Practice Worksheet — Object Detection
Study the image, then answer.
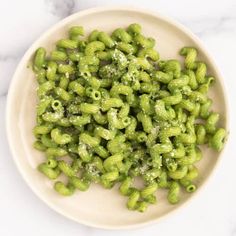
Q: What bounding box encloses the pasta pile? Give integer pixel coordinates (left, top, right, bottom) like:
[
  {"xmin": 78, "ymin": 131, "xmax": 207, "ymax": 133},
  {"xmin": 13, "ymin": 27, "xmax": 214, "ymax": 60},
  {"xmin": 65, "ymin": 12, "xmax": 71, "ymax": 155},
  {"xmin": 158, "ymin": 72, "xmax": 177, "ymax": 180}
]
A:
[{"xmin": 33, "ymin": 24, "xmax": 226, "ymax": 212}]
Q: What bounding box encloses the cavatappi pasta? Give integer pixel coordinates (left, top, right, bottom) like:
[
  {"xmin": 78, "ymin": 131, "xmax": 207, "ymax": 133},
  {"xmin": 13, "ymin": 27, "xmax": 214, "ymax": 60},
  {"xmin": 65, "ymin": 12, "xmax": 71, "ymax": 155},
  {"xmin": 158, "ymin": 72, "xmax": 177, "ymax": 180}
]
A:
[{"xmin": 32, "ymin": 23, "xmax": 227, "ymax": 212}]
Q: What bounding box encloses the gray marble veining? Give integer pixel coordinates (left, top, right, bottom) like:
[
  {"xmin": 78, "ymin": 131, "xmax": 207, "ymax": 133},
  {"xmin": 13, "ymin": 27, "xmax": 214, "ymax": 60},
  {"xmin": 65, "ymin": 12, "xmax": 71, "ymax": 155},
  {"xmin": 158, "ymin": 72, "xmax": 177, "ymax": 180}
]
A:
[{"xmin": 45, "ymin": 0, "xmax": 75, "ymax": 18}]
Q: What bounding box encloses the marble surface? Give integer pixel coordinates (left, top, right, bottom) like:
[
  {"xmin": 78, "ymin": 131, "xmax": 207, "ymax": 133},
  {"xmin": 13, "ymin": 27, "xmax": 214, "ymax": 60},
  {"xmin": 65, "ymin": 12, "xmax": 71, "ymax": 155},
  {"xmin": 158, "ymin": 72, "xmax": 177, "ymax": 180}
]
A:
[{"xmin": 1, "ymin": 0, "xmax": 236, "ymax": 235}]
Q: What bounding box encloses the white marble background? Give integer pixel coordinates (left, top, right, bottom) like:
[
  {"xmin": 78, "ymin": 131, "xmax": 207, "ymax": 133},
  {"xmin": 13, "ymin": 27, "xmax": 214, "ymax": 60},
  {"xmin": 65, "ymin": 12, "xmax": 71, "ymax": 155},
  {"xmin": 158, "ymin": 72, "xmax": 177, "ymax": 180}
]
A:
[{"xmin": 1, "ymin": 0, "xmax": 236, "ymax": 235}]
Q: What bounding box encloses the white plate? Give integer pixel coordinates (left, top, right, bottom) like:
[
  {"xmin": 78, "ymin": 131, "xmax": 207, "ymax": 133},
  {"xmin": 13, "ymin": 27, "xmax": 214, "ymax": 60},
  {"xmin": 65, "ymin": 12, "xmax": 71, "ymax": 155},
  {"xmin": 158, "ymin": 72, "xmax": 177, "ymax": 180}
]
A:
[{"xmin": 6, "ymin": 7, "xmax": 229, "ymax": 229}]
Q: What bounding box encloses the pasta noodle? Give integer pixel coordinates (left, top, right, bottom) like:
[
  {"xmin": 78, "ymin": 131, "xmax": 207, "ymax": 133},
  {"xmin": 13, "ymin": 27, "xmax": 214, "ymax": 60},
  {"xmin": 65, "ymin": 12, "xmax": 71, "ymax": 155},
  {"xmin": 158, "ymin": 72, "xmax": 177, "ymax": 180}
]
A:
[{"xmin": 32, "ymin": 23, "xmax": 227, "ymax": 212}]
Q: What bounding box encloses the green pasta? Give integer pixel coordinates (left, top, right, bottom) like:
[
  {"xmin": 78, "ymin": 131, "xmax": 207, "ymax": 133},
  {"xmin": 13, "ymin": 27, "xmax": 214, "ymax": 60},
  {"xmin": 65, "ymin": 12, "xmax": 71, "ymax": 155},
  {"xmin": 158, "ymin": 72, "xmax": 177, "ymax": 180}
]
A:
[{"xmin": 32, "ymin": 23, "xmax": 227, "ymax": 212}]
